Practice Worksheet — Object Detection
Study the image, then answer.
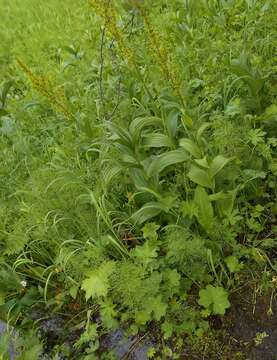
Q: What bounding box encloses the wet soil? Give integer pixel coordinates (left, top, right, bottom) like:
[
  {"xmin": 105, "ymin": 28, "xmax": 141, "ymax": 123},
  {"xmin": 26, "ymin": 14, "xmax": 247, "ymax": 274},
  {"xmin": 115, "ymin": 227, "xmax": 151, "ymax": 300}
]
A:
[
  {"xmin": 1, "ymin": 289, "xmax": 277, "ymax": 359},
  {"xmin": 225, "ymin": 289, "xmax": 277, "ymax": 360},
  {"xmin": 101, "ymin": 328, "xmax": 154, "ymax": 359}
]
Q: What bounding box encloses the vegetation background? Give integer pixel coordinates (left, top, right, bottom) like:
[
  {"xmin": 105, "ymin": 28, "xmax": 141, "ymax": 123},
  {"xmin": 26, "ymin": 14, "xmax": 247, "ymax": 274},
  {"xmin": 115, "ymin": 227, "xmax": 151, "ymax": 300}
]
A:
[{"xmin": 0, "ymin": 0, "xmax": 276, "ymax": 359}]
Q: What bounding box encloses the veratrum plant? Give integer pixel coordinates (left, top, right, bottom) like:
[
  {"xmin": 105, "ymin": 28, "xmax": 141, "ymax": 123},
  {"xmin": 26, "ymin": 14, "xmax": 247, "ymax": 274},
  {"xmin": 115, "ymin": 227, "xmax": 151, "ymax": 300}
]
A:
[
  {"xmin": 230, "ymin": 52, "xmax": 265, "ymax": 113},
  {"xmin": 0, "ymin": 0, "xmax": 276, "ymax": 357},
  {"xmin": 103, "ymin": 113, "xmax": 189, "ymax": 224}
]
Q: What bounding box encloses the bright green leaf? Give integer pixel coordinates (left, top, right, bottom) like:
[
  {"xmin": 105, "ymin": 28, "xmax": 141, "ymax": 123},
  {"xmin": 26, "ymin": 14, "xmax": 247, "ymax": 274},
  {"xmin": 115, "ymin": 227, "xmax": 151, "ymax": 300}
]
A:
[
  {"xmin": 194, "ymin": 157, "xmax": 209, "ymax": 169},
  {"xmin": 209, "ymin": 155, "xmax": 232, "ymax": 178},
  {"xmin": 194, "ymin": 186, "xmax": 214, "ymax": 231},
  {"xmin": 188, "ymin": 166, "xmax": 214, "ymax": 189},
  {"xmin": 81, "ymin": 262, "xmax": 115, "ymax": 300},
  {"xmin": 179, "ymin": 138, "xmax": 202, "ymax": 158},
  {"xmin": 198, "ymin": 285, "xmax": 230, "ymax": 315}
]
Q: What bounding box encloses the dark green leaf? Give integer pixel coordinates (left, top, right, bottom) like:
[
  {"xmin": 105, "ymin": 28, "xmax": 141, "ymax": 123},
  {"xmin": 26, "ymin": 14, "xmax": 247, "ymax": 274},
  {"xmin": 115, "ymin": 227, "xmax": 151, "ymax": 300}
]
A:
[{"xmin": 147, "ymin": 149, "xmax": 188, "ymax": 178}]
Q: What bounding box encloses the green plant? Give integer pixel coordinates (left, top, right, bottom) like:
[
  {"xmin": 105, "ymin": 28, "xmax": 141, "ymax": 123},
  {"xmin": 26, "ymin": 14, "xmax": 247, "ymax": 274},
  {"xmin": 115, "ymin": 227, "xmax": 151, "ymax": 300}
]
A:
[
  {"xmin": 0, "ymin": 0, "xmax": 276, "ymax": 358},
  {"xmin": 198, "ymin": 285, "xmax": 230, "ymax": 316}
]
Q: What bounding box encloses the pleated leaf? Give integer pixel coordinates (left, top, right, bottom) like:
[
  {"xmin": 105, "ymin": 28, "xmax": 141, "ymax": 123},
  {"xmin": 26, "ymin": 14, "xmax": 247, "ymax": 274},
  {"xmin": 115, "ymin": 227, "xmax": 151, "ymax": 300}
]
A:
[
  {"xmin": 188, "ymin": 165, "xmax": 214, "ymax": 189},
  {"xmin": 179, "ymin": 138, "xmax": 202, "ymax": 158},
  {"xmin": 143, "ymin": 133, "xmax": 173, "ymax": 148},
  {"xmin": 147, "ymin": 149, "xmax": 188, "ymax": 178},
  {"xmin": 131, "ymin": 202, "xmax": 165, "ymax": 224},
  {"xmin": 210, "ymin": 155, "xmax": 232, "ymax": 177}
]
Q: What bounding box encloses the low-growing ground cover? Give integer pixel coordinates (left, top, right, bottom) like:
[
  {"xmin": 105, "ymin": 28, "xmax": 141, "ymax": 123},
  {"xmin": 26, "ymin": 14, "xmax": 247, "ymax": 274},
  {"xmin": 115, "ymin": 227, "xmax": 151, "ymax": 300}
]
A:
[{"xmin": 0, "ymin": 0, "xmax": 276, "ymax": 358}]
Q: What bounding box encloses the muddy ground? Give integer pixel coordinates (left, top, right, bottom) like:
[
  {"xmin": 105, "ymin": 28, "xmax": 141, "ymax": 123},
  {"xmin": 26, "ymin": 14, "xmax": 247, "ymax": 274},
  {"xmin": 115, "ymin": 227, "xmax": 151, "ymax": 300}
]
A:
[
  {"xmin": 225, "ymin": 289, "xmax": 277, "ymax": 360},
  {"xmin": 1, "ymin": 289, "xmax": 277, "ymax": 359}
]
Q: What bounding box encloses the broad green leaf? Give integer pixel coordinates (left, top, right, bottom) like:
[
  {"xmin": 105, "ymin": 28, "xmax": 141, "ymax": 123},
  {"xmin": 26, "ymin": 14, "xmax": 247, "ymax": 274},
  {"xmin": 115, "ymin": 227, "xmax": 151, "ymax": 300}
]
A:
[
  {"xmin": 166, "ymin": 108, "xmax": 179, "ymax": 137},
  {"xmin": 108, "ymin": 123, "xmax": 132, "ymax": 146},
  {"xmin": 216, "ymin": 188, "xmax": 238, "ymax": 216},
  {"xmin": 194, "ymin": 186, "xmax": 214, "ymax": 231},
  {"xmin": 147, "ymin": 149, "xmax": 188, "ymax": 178},
  {"xmin": 129, "ymin": 116, "xmax": 163, "ymax": 142},
  {"xmin": 81, "ymin": 261, "xmax": 115, "ymax": 300},
  {"xmin": 196, "ymin": 122, "xmax": 211, "ymax": 143},
  {"xmin": 132, "ymin": 187, "xmax": 161, "ymax": 200},
  {"xmin": 179, "ymin": 138, "xmax": 202, "ymax": 158},
  {"xmin": 131, "ymin": 202, "xmax": 164, "ymax": 224},
  {"xmin": 188, "ymin": 166, "xmax": 214, "ymax": 189},
  {"xmin": 209, "ymin": 191, "xmax": 229, "ymax": 201},
  {"xmin": 144, "ymin": 295, "xmax": 167, "ymax": 321},
  {"xmin": 121, "ymin": 153, "xmax": 138, "ymax": 165},
  {"xmin": 129, "ymin": 168, "xmax": 150, "ymax": 189},
  {"xmin": 194, "ymin": 157, "xmax": 209, "ymax": 169},
  {"xmin": 114, "ymin": 143, "xmax": 135, "ymax": 158},
  {"xmin": 230, "ymin": 53, "xmax": 264, "ymax": 95},
  {"xmin": 143, "ymin": 133, "xmax": 173, "ymax": 148},
  {"xmin": 190, "ymin": 78, "xmax": 205, "ymax": 89},
  {"xmin": 209, "ymin": 155, "xmax": 232, "ymax": 177},
  {"xmin": 198, "ymin": 285, "xmax": 230, "ymax": 315},
  {"xmin": 102, "ymin": 164, "xmax": 121, "ymax": 188}
]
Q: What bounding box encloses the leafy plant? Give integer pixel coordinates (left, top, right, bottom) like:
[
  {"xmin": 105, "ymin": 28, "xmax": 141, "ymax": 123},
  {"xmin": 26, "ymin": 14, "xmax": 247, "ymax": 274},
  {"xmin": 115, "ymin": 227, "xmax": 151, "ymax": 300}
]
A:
[
  {"xmin": 0, "ymin": 0, "xmax": 276, "ymax": 358},
  {"xmin": 198, "ymin": 285, "xmax": 230, "ymax": 315}
]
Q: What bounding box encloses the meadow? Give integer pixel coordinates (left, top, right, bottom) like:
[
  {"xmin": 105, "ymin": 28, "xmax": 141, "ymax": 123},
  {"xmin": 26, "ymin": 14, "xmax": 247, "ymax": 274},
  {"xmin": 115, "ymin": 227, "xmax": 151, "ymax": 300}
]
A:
[{"xmin": 0, "ymin": 0, "xmax": 276, "ymax": 359}]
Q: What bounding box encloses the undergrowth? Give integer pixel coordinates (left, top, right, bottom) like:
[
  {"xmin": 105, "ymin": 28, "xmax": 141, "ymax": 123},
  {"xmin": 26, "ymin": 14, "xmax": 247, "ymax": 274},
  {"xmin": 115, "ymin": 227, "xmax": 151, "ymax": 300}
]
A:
[{"xmin": 0, "ymin": 0, "xmax": 276, "ymax": 359}]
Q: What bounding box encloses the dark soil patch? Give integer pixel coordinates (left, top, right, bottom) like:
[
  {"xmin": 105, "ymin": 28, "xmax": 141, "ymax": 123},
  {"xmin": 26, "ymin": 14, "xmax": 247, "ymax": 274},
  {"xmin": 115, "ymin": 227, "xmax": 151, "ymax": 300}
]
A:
[
  {"xmin": 225, "ymin": 288, "xmax": 277, "ymax": 360},
  {"xmin": 3, "ymin": 288, "xmax": 277, "ymax": 360}
]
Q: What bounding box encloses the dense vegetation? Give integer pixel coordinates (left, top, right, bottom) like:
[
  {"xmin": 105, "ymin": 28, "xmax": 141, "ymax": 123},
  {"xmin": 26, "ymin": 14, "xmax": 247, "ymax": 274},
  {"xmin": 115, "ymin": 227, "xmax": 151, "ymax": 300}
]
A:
[{"xmin": 0, "ymin": 0, "xmax": 276, "ymax": 358}]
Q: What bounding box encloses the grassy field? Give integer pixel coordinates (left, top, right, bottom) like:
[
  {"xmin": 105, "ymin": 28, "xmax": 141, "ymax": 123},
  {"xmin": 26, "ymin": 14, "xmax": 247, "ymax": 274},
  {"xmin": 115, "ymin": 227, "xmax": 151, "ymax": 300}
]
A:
[{"xmin": 0, "ymin": 0, "xmax": 276, "ymax": 359}]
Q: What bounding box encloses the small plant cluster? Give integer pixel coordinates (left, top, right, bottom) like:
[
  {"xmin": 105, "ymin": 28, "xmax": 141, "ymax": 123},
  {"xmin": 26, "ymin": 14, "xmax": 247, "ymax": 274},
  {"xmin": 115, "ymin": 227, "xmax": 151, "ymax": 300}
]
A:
[{"xmin": 0, "ymin": 0, "xmax": 276, "ymax": 358}]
